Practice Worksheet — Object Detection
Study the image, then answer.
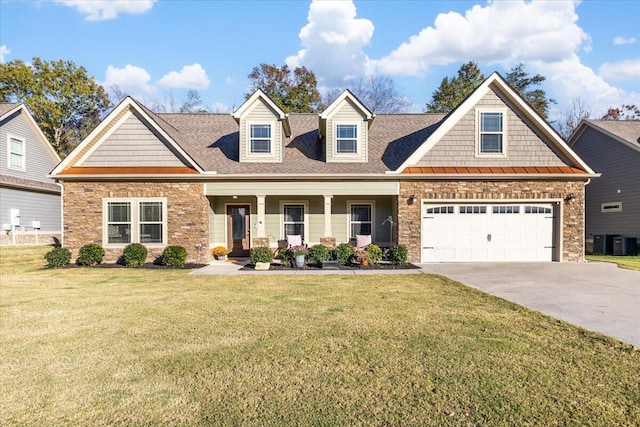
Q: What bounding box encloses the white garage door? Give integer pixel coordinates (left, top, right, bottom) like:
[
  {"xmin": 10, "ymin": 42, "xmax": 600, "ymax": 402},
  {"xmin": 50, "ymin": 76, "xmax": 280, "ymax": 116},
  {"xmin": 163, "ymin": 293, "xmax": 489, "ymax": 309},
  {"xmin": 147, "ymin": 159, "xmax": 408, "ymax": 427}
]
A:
[{"xmin": 421, "ymin": 203, "xmax": 555, "ymax": 262}]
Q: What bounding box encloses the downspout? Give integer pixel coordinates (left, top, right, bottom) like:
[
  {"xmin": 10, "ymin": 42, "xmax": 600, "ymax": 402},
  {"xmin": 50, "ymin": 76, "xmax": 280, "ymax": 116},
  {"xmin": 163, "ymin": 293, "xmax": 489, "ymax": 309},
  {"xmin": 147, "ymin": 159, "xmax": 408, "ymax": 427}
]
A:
[{"xmin": 582, "ymin": 178, "xmax": 591, "ymax": 262}]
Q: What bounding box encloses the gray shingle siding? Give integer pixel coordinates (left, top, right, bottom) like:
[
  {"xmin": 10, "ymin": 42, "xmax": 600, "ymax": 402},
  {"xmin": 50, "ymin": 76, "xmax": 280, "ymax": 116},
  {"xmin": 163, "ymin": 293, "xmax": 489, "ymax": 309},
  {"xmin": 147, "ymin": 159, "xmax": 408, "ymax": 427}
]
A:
[
  {"xmin": 81, "ymin": 113, "xmax": 185, "ymax": 167},
  {"xmin": 418, "ymin": 90, "xmax": 569, "ymax": 167},
  {"xmin": 572, "ymin": 126, "xmax": 640, "ymax": 238}
]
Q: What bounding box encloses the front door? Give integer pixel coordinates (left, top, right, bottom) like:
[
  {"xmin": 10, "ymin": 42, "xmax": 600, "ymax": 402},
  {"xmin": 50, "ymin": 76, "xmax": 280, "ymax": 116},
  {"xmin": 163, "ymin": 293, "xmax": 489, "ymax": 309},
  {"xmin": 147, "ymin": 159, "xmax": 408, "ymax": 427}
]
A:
[{"xmin": 227, "ymin": 205, "xmax": 250, "ymax": 257}]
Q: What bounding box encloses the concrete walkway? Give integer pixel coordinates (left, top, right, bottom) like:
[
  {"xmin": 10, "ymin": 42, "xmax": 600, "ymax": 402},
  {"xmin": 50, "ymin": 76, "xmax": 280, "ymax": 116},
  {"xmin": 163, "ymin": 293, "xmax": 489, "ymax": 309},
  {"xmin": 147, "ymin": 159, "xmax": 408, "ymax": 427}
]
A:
[
  {"xmin": 191, "ymin": 260, "xmax": 640, "ymax": 346},
  {"xmin": 190, "ymin": 260, "xmax": 426, "ymax": 275},
  {"xmin": 421, "ymin": 261, "xmax": 640, "ymax": 347}
]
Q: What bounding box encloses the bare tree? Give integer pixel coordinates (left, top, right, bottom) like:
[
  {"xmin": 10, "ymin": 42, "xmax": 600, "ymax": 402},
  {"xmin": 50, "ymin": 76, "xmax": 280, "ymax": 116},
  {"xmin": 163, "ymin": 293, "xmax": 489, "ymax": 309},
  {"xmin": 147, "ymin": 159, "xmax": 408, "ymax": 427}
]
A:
[
  {"xmin": 322, "ymin": 75, "xmax": 410, "ymax": 113},
  {"xmin": 555, "ymin": 96, "xmax": 591, "ymax": 140}
]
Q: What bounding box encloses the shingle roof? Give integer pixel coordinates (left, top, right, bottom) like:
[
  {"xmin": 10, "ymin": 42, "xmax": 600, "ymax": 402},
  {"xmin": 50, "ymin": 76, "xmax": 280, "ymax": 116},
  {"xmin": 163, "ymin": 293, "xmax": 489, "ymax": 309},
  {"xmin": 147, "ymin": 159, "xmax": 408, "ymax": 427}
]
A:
[
  {"xmin": 0, "ymin": 175, "xmax": 61, "ymax": 194},
  {"xmin": 0, "ymin": 102, "xmax": 22, "ymax": 118},
  {"xmin": 585, "ymin": 119, "xmax": 640, "ymax": 148},
  {"xmin": 157, "ymin": 113, "xmax": 445, "ymax": 175}
]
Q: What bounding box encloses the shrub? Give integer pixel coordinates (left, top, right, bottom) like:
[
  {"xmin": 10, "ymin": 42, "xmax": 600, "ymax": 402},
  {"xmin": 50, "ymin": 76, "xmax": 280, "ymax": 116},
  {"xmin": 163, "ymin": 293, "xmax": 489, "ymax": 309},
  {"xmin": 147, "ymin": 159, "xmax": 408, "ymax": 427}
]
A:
[
  {"xmin": 162, "ymin": 245, "xmax": 188, "ymax": 268},
  {"xmin": 336, "ymin": 243, "xmax": 355, "ymax": 266},
  {"xmin": 250, "ymin": 246, "xmax": 273, "ymax": 264},
  {"xmin": 44, "ymin": 246, "xmax": 71, "ymax": 268},
  {"xmin": 123, "ymin": 243, "xmax": 147, "ymax": 267},
  {"xmin": 278, "ymin": 248, "xmax": 293, "ymax": 267},
  {"xmin": 365, "ymin": 244, "xmax": 383, "ymax": 264},
  {"xmin": 390, "ymin": 244, "xmax": 408, "ymax": 265},
  {"xmin": 308, "ymin": 244, "xmax": 330, "ymax": 264},
  {"xmin": 77, "ymin": 243, "xmax": 105, "ymax": 266}
]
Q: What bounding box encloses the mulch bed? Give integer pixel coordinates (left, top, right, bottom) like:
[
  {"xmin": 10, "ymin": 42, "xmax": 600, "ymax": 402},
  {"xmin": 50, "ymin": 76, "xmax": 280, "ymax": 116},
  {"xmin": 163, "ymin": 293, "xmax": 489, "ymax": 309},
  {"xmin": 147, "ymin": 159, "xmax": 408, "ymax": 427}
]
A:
[
  {"xmin": 240, "ymin": 262, "xmax": 419, "ymax": 271},
  {"xmin": 53, "ymin": 262, "xmax": 208, "ymax": 270}
]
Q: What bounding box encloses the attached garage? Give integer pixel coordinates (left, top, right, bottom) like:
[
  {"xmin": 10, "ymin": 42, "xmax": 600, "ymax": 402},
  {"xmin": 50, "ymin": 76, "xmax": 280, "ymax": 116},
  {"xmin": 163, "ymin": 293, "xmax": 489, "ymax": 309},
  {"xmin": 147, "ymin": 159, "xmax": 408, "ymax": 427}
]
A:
[{"xmin": 421, "ymin": 202, "xmax": 558, "ymax": 262}]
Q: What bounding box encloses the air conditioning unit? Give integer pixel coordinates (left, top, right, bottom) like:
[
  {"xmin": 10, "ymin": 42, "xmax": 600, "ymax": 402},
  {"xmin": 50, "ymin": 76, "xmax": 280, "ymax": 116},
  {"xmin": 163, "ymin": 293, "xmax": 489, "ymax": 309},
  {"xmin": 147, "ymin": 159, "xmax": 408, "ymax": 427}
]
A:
[{"xmin": 613, "ymin": 237, "xmax": 638, "ymax": 256}]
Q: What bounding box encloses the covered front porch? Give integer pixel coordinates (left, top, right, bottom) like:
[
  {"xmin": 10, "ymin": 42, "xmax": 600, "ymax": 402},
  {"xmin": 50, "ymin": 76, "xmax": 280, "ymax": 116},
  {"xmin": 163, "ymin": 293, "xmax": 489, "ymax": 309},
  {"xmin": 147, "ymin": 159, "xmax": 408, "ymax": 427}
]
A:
[{"xmin": 205, "ymin": 180, "xmax": 399, "ymax": 257}]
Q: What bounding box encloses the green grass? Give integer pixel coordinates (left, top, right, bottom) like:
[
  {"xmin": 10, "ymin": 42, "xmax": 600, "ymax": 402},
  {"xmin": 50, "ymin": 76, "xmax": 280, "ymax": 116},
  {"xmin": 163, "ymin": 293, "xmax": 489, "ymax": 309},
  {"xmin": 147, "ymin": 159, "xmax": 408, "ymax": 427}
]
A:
[
  {"xmin": 1, "ymin": 246, "xmax": 639, "ymax": 426},
  {"xmin": 587, "ymin": 254, "xmax": 640, "ymax": 271}
]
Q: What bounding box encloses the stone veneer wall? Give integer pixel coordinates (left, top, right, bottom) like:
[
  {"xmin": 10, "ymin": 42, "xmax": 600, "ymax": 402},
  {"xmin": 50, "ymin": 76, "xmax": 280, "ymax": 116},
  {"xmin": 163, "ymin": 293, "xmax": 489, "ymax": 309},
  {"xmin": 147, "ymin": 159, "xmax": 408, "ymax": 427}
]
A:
[
  {"xmin": 63, "ymin": 182, "xmax": 209, "ymax": 263},
  {"xmin": 0, "ymin": 232, "xmax": 61, "ymax": 246},
  {"xmin": 398, "ymin": 180, "xmax": 586, "ymax": 263}
]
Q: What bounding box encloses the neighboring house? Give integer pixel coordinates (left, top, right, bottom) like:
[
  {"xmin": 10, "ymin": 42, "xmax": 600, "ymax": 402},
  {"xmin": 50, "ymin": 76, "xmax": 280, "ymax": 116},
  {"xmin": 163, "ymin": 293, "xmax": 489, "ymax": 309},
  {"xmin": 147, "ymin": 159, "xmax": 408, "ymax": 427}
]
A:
[
  {"xmin": 50, "ymin": 73, "xmax": 596, "ymax": 263},
  {"xmin": 568, "ymin": 119, "xmax": 640, "ymax": 252},
  {"xmin": 0, "ymin": 103, "xmax": 62, "ymax": 245}
]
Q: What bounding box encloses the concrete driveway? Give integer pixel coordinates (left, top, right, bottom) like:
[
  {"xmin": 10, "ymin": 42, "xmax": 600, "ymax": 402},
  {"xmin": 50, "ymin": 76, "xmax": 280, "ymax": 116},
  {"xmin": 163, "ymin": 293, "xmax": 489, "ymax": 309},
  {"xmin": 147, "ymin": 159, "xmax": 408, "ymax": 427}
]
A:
[{"xmin": 420, "ymin": 261, "xmax": 640, "ymax": 347}]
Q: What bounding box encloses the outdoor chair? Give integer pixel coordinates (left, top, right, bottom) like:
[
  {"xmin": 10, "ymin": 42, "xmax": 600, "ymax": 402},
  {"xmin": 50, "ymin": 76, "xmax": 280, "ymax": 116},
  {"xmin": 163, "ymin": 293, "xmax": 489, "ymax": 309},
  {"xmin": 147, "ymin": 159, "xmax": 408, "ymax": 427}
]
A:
[{"xmin": 355, "ymin": 234, "xmax": 372, "ymax": 250}]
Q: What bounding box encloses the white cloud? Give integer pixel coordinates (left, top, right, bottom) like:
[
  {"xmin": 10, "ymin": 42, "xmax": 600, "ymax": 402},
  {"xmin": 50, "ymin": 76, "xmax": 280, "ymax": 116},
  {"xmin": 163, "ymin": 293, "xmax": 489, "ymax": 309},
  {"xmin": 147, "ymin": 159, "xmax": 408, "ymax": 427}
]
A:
[
  {"xmin": 158, "ymin": 63, "xmax": 210, "ymax": 89},
  {"xmin": 53, "ymin": 0, "xmax": 156, "ymax": 21},
  {"xmin": 613, "ymin": 36, "xmax": 636, "ymax": 45},
  {"xmin": 286, "ymin": 0, "xmax": 375, "ymax": 84},
  {"xmin": 599, "ymin": 59, "xmax": 640, "ymax": 81},
  {"xmin": 375, "ymin": 1, "xmax": 588, "ymax": 75},
  {"xmin": 102, "ymin": 64, "xmax": 154, "ymax": 98},
  {"xmin": 0, "ymin": 45, "xmax": 9, "ymax": 63}
]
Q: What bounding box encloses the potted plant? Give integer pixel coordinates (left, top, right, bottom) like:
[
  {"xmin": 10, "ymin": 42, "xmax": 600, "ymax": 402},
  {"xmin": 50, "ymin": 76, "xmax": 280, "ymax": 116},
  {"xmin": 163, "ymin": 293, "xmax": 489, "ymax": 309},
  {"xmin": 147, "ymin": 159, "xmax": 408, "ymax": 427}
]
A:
[
  {"xmin": 291, "ymin": 245, "xmax": 308, "ymax": 268},
  {"xmin": 212, "ymin": 246, "xmax": 229, "ymax": 261},
  {"xmin": 250, "ymin": 246, "xmax": 273, "ymax": 270},
  {"xmin": 355, "ymin": 248, "xmax": 370, "ymax": 267}
]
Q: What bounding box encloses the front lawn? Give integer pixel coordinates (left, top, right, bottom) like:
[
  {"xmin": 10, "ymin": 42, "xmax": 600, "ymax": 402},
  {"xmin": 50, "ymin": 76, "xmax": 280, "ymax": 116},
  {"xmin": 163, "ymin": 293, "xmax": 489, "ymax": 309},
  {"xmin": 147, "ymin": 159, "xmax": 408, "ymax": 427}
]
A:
[
  {"xmin": 587, "ymin": 254, "xmax": 640, "ymax": 271},
  {"xmin": 1, "ymin": 246, "xmax": 639, "ymax": 426}
]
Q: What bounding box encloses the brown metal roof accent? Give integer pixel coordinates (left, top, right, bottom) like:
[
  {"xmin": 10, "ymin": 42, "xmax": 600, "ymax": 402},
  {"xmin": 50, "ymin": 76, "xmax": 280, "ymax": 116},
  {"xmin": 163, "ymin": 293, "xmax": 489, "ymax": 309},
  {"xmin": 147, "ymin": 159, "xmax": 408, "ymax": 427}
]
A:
[
  {"xmin": 401, "ymin": 166, "xmax": 587, "ymax": 174},
  {"xmin": 59, "ymin": 166, "xmax": 199, "ymax": 175}
]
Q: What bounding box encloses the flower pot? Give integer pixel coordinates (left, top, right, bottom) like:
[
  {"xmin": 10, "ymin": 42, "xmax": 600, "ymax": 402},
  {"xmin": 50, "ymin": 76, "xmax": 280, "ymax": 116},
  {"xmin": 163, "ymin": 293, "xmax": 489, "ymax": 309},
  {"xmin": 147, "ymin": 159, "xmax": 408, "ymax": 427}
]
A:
[
  {"xmin": 215, "ymin": 254, "xmax": 227, "ymax": 261},
  {"xmin": 361, "ymin": 259, "xmax": 369, "ymax": 267},
  {"xmin": 295, "ymin": 255, "xmax": 305, "ymax": 268},
  {"xmin": 255, "ymin": 261, "xmax": 270, "ymax": 270}
]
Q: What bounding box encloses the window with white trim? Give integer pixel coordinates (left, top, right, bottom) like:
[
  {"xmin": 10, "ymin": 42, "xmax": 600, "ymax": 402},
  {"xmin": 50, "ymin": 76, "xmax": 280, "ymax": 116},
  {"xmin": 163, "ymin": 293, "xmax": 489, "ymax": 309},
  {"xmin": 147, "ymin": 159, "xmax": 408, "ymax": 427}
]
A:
[
  {"xmin": 283, "ymin": 203, "xmax": 305, "ymax": 241},
  {"xmin": 104, "ymin": 198, "xmax": 167, "ymax": 246},
  {"xmin": 479, "ymin": 111, "xmax": 504, "ymax": 154},
  {"xmin": 8, "ymin": 136, "xmax": 25, "ymax": 170},
  {"xmin": 336, "ymin": 124, "xmax": 358, "ymax": 153},
  {"xmin": 250, "ymin": 124, "xmax": 272, "ymax": 154},
  {"xmin": 349, "ymin": 203, "xmax": 372, "ymax": 238},
  {"xmin": 601, "ymin": 202, "xmax": 622, "ymax": 213},
  {"xmin": 459, "ymin": 206, "xmax": 487, "ymax": 214}
]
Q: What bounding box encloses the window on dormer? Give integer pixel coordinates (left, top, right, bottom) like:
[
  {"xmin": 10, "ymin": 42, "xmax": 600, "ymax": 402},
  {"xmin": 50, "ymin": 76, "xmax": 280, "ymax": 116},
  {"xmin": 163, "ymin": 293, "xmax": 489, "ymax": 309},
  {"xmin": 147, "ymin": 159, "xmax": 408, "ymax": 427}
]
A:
[
  {"xmin": 336, "ymin": 124, "xmax": 358, "ymax": 153},
  {"xmin": 250, "ymin": 124, "xmax": 271, "ymax": 154}
]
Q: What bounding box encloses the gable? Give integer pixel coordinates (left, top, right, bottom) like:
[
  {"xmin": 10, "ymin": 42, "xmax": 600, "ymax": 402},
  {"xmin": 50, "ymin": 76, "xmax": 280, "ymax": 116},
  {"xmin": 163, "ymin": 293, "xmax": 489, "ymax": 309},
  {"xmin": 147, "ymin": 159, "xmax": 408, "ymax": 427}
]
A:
[
  {"xmin": 416, "ymin": 89, "xmax": 569, "ymax": 167},
  {"xmin": 393, "ymin": 72, "xmax": 595, "ymax": 176},
  {"xmin": 0, "ymin": 106, "xmax": 60, "ymax": 184},
  {"xmin": 51, "ymin": 97, "xmax": 202, "ymax": 177},
  {"xmin": 78, "ymin": 111, "xmax": 185, "ymax": 167}
]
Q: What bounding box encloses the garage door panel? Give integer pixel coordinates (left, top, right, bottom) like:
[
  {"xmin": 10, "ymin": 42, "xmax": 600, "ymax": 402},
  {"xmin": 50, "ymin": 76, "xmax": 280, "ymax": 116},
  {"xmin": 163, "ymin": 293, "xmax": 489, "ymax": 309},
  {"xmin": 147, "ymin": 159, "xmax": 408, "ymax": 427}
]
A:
[{"xmin": 422, "ymin": 203, "xmax": 555, "ymax": 262}]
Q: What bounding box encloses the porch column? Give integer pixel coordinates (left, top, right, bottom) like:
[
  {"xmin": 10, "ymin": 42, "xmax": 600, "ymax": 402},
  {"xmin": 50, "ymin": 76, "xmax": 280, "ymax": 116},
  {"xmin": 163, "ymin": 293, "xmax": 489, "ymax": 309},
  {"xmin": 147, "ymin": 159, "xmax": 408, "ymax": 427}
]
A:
[
  {"xmin": 256, "ymin": 195, "xmax": 266, "ymax": 237},
  {"xmin": 323, "ymin": 195, "xmax": 333, "ymax": 236}
]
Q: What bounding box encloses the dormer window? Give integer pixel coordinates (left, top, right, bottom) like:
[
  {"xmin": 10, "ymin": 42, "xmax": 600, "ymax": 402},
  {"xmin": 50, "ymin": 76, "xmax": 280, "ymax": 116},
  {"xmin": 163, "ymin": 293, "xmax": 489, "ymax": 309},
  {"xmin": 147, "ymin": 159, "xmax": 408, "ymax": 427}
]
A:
[
  {"xmin": 336, "ymin": 124, "xmax": 358, "ymax": 154},
  {"xmin": 250, "ymin": 124, "xmax": 272, "ymax": 154},
  {"xmin": 477, "ymin": 109, "xmax": 507, "ymax": 156}
]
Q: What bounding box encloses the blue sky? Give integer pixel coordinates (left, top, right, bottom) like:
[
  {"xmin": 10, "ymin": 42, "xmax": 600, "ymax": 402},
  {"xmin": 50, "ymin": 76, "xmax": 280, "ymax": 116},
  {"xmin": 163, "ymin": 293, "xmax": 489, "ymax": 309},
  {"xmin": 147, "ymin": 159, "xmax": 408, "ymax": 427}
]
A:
[{"xmin": 1, "ymin": 0, "xmax": 638, "ymax": 120}]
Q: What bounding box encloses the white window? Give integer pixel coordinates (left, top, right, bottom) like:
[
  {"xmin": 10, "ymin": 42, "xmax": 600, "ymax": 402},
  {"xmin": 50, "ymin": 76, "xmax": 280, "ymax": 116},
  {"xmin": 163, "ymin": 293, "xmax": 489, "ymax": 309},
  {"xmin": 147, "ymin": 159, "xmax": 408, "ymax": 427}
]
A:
[
  {"xmin": 336, "ymin": 124, "xmax": 358, "ymax": 153},
  {"xmin": 601, "ymin": 202, "xmax": 622, "ymax": 213},
  {"xmin": 281, "ymin": 201, "xmax": 308, "ymax": 241},
  {"xmin": 477, "ymin": 111, "xmax": 506, "ymax": 155},
  {"xmin": 250, "ymin": 124, "xmax": 271, "ymax": 154},
  {"xmin": 349, "ymin": 202, "xmax": 373, "ymax": 239},
  {"xmin": 525, "ymin": 206, "xmax": 552, "ymax": 214},
  {"xmin": 8, "ymin": 135, "xmax": 25, "ymax": 170},
  {"xmin": 104, "ymin": 198, "xmax": 167, "ymax": 246}
]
